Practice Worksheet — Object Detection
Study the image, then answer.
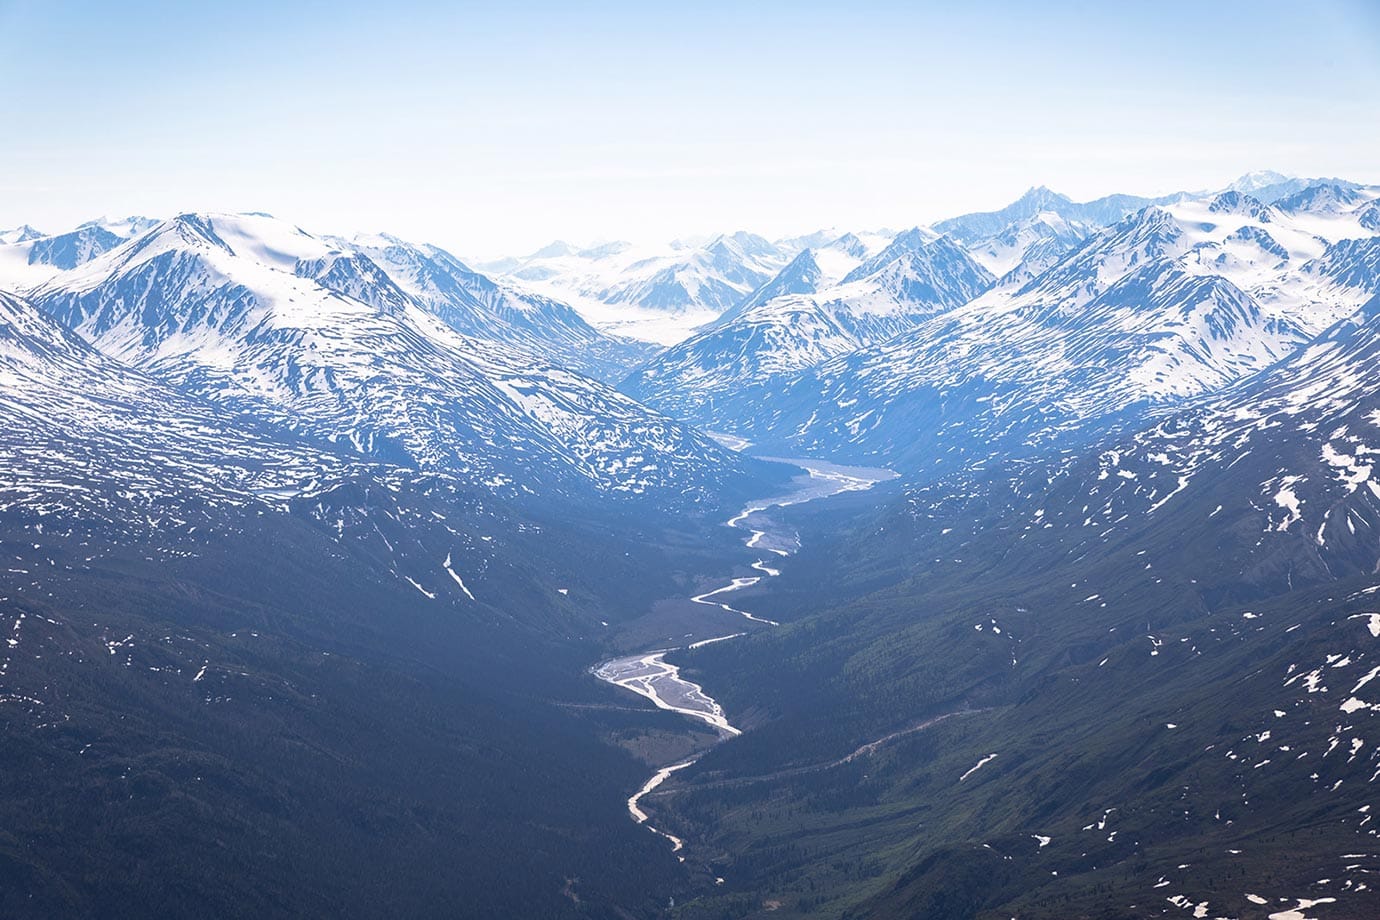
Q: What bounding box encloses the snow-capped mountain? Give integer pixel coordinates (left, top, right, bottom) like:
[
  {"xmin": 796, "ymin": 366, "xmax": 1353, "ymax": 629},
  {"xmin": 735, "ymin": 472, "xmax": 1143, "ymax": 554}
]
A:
[
  {"xmin": 771, "ymin": 227, "xmax": 896, "ymax": 259},
  {"xmin": 80, "ymin": 215, "xmax": 161, "ymax": 238},
  {"xmin": 737, "ymin": 290, "xmax": 1380, "ymax": 920},
  {"xmin": 23, "ymin": 212, "xmax": 767, "ymax": 504},
  {"xmin": 0, "ymin": 225, "xmax": 46, "ymax": 245},
  {"xmin": 1017, "ymin": 291, "xmax": 1380, "ymax": 580},
  {"xmin": 335, "ymin": 232, "xmax": 655, "ymax": 382},
  {"xmin": 965, "ymin": 210, "xmax": 1094, "ymax": 279},
  {"xmin": 492, "ymin": 231, "xmax": 792, "ymax": 344},
  {"xmin": 0, "ymin": 216, "xmax": 184, "ymax": 290},
  {"xmin": 1, "ymin": 217, "xmax": 651, "ymax": 383},
  {"xmin": 932, "ymin": 185, "xmax": 1173, "ymax": 244},
  {"xmin": 621, "ymin": 228, "xmax": 993, "ymax": 424},
  {"xmin": 0, "ymin": 288, "xmax": 357, "ymax": 528},
  {"xmin": 1229, "ymin": 169, "xmax": 1296, "ymax": 194},
  {"xmin": 1225, "ymin": 169, "xmax": 1361, "ymax": 204},
  {"xmin": 670, "ymin": 182, "xmax": 1380, "ymax": 473},
  {"xmin": 25, "ymin": 224, "xmax": 126, "ymax": 270}
]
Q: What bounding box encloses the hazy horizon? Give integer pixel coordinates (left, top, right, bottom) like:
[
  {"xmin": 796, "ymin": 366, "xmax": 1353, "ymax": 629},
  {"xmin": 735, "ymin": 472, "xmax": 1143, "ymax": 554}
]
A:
[{"xmin": 3, "ymin": 0, "xmax": 1378, "ymax": 257}]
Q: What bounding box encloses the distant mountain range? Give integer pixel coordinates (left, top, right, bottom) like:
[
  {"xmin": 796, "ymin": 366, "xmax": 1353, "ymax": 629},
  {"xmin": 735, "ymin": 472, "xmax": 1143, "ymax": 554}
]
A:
[
  {"xmin": 621, "ymin": 227, "xmax": 994, "ymax": 421},
  {"xmin": 476, "ymin": 230, "xmax": 798, "ymax": 344},
  {"xmin": 655, "ymin": 290, "xmax": 1380, "ymax": 920},
  {"xmin": 0, "ymin": 212, "xmax": 779, "ymax": 512},
  {"xmin": 6, "ymin": 169, "xmax": 1380, "ymax": 919},
  {"xmin": 608, "ymin": 177, "xmax": 1380, "ymax": 484}
]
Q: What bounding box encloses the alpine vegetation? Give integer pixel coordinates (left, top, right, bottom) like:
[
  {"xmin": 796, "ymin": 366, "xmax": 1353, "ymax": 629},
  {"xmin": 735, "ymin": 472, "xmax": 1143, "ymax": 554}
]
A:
[{"xmin": 4, "ymin": 3, "xmax": 1380, "ymax": 918}]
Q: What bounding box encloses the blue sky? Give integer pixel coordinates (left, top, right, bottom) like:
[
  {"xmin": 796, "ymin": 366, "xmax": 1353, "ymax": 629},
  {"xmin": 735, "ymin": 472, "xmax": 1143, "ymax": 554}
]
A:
[{"xmin": 2, "ymin": 0, "xmax": 1378, "ymax": 255}]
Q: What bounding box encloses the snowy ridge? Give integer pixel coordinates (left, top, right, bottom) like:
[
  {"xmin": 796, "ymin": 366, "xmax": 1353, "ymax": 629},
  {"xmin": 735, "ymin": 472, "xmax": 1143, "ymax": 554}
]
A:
[
  {"xmin": 0, "ymin": 289, "xmax": 358, "ymax": 528},
  {"xmin": 1018, "ymin": 293, "xmax": 1380, "ymax": 570},
  {"xmin": 965, "ymin": 209, "xmax": 1094, "ymax": 278},
  {"xmin": 932, "ymin": 184, "xmax": 1172, "ymax": 244},
  {"xmin": 24, "ymin": 213, "xmax": 759, "ymax": 504},
  {"xmin": 492, "ymin": 231, "xmax": 793, "ymax": 344},
  {"xmin": 622, "ymin": 228, "xmax": 993, "ymax": 422},
  {"xmin": 340, "ymin": 233, "xmax": 655, "ymax": 381},
  {"xmin": 667, "ymin": 182, "xmax": 1380, "ymax": 474}
]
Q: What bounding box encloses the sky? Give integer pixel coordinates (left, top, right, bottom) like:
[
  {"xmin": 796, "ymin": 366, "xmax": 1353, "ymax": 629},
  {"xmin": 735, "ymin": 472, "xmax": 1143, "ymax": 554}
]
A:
[{"xmin": 2, "ymin": 0, "xmax": 1379, "ymax": 257}]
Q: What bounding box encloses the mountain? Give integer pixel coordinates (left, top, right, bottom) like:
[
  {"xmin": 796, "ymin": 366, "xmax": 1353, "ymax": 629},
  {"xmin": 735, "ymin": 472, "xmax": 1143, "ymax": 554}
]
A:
[
  {"xmin": 1, "ymin": 218, "xmax": 653, "ymax": 384},
  {"xmin": 643, "ymin": 295, "xmax": 1380, "ymax": 920},
  {"xmin": 12, "ymin": 176, "xmax": 1380, "ymax": 920},
  {"xmin": 714, "ymin": 231, "xmax": 897, "ymax": 327},
  {"xmin": 495, "ymin": 231, "xmax": 793, "ymax": 344},
  {"xmin": 79, "ymin": 215, "xmax": 161, "ymax": 237},
  {"xmin": 1023, "ymin": 293, "xmax": 1380, "ymax": 579},
  {"xmin": 24, "ymin": 212, "xmax": 776, "ymax": 507},
  {"xmin": 338, "ymin": 232, "xmax": 656, "ymax": 382},
  {"xmin": 0, "ymin": 288, "xmax": 359, "ymax": 528},
  {"xmin": 932, "ymin": 185, "xmax": 1175, "ymax": 244},
  {"xmin": 944, "ymin": 176, "xmax": 1366, "ymax": 293},
  {"xmin": 0, "ymin": 215, "xmax": 162, "ymax": 283},
  {"xmin": 1226, "ymin": 170, "xmax": 1361, "ymax": 204},
  {"xmin": 570, "ymin": 231, "xmax": 787, "ymax": 316},
  {"xmin": 0, "ymin": 284, "xmax": 755, "ymax": 919},
  {"xmin": 1226, "ymin": 168, "xmax": 1307, "ymax": 202},
  {"xmin": 964, "ymin": 209, "xmax": 1094, "ymax": 279},
  {"xmin": 722, "ymin": 247, "xmax": 828, "ymax": 318},
  {"xmin": 0, "ymin": 224, "xmax": 45, "ymax": 245},
  {"xmin": 620, "ymin": 229, "xmax": 994, "ymax": 425},
  {"xmin": 25, "ymin": 224, "xmax": 126, "ymax": 270},
  {"xmin": 677, "ymin": 185, "xmax": 1380, "ymax": 474},
  {"xmin": 1276, "ymin": 181, "xmax": 1367, "ymax": 215},
  {"xmin": 773, "ymin": 228, "xmax": 896, "ymax": 259}
]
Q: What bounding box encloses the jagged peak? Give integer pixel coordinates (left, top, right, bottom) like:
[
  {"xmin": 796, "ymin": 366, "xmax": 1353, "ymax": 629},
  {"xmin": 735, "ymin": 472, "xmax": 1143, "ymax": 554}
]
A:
[
  {"xmin": 1207, "ymin": 190, "xmax": 1272, "ymax": 219},
  {"xmin": 781, "ymin": 246, "xmax": 822, "ymax": 276},
  {"xmin": 576, "ymin": 240, "xmax": 631, "ymax": 259},
  {"xmin": 528, "ymin": 240, "xmax": 576, "ymax": 259},
  {"xmin": 824, "ymin": 232, "xmax": 870, "ymax": 259},
  {"xmin": 1227, "ymin": 169, "xmax": 1295, "ymax": 193},
  {"xmin": 886, "ymin": 225, "xmax": 943, "ymax": 250},
  {"xmin": 133, "ymin": 213, "xmax": 237, "ymax": 257},
  {"xmin": 1, "ymin": 224, "xmax": 47, "ymax": 243},
  {"xmin": 1112, "ymin": 205, "xmax": 1180, "ymax": 235},
  {"xmin": 1276, "ymin": 182, "xmax": 1364, "ymax": 213},
  {"xmin": 707, "ymin": 229, "xmax": 770, "ymax": 253},
  {"xmin": 1017, "ymin": 185, "xmax": 1074, "ymax": 208}
]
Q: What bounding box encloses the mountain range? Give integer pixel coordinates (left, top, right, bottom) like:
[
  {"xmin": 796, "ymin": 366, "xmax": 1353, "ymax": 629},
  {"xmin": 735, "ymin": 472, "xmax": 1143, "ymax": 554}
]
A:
[
  {"xmin": 6, "ymin": 169, "xmax": 1380, "ymax": 918},
  {"xmin": 1, "ymin": 212, "xmax": 779, "ymax": 510},
  {"xmin": 616, "ymin": 181, "xmax": 1380, "ymax": 484}
]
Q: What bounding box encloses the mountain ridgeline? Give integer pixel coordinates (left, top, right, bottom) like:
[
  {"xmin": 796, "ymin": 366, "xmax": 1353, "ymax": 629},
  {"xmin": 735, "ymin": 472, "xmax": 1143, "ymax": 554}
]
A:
[{"xmin": 3, "ymin": 172, "xmax": 1380, "ymax": 919}]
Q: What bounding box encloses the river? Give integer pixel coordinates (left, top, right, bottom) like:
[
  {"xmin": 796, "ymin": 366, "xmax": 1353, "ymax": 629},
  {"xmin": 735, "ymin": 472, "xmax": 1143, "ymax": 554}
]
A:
[{"xmin": 594, "ymin": 458, "xmax": 893, "ymax": 856}]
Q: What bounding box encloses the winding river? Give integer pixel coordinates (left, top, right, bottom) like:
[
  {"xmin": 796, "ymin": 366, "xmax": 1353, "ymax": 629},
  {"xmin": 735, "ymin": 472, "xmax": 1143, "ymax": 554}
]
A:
[{"xmin": 594, "ymin": 458, "xmax": 893, "ymax": 856}]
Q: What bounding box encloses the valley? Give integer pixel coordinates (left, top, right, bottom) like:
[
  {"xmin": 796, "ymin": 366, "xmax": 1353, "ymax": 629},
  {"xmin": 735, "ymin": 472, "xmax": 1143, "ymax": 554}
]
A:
[
  {"xmin": 4, "ymin": 169, "xmax": 1380, "ymax": 920},
  {"xmin": 595, "ymin": 459, "xmax": 893, "ymax": 857}
]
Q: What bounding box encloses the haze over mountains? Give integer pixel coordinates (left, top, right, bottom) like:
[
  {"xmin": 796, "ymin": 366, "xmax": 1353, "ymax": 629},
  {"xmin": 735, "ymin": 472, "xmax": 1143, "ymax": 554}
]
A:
[{"xmin": 5, "ymin": 170, "xmax": 1380, "ymax": 918}]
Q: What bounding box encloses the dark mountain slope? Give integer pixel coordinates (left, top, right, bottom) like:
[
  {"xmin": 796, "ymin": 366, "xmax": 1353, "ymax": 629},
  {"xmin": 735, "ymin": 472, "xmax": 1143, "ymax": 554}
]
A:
[
  {"xmin": 0, "ymin": 287, "xmax": 759, "ymax": 918},
  {"xmin": 648, "ymin": 299, "xmax": 1380, "ymax": 919}
]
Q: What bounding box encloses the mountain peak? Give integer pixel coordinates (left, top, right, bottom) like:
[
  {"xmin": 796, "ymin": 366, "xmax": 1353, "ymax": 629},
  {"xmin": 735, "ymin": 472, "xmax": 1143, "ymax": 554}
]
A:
[
  {"xmin": 826, "ymin": 232, "xmax": 870, "ymax": 259},
  {"xmin": 706, "ymin": 230, "xmax": 779, "ymax": 262},
  {"xmin": 1017, "ymin": 185, "xmax": 1074, "ymax": 208},
  {"xmin": 1, "ymin": 224, "xmax": 47, "ymax": 244},
  {"xmin": 1207, "ymin": 190, "xmax": 1271, "ymax": 219},
  {"xmin": 529, "ymin": 240, "xmax": 576, "ymax": 259},
  {"xmin": 886, "ymin": 226, "xmax": 942, "ymax": 251},
  {"xmin": 1228, "ymin": 169, "xmax": 1295, "ymax": 193},
  {"xmin": 1276, "ymin": 182, "xmax": 1364, "ymax": 214},
  {"xmin": 130, "ymin": 212, "xmax": 237, "ymax": 257}
]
